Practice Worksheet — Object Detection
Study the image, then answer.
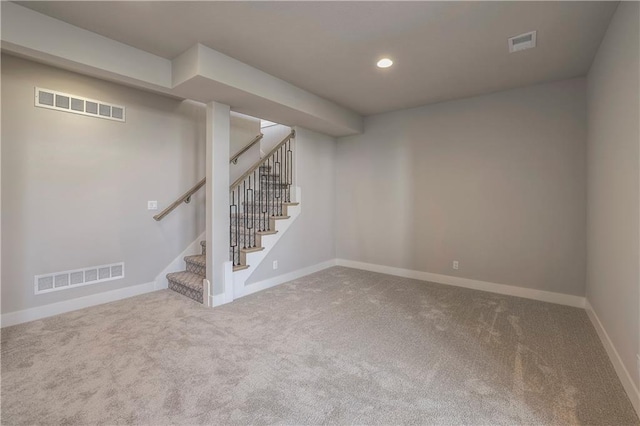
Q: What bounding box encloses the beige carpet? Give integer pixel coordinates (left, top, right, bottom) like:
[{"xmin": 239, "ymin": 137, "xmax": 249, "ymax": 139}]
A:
[{"xmin": 1, "ymin": 267, "xmax": 638, "ymax": 425}]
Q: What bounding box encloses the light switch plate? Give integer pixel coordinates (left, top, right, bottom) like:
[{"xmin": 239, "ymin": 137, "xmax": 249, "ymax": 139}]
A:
[{"xmin": 148, "ymin": 201, "xmax": 158, "ymax": 211}]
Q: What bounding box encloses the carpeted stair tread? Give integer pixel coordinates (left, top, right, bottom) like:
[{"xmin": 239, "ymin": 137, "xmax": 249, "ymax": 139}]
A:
[
  {"xmin": 167, "ymin": 271, "xmax": 203, "ymax": 291},
  {"xmin": 184, "ymin": 254, "xmax": 206, "ymax": 267},
  {"xmin": 166, "ymin": 271, "xmax": 204, "ymax": 304},
  {"xmin": 184, "ymin": 254, "xmax": 206, "ymax": 276}
]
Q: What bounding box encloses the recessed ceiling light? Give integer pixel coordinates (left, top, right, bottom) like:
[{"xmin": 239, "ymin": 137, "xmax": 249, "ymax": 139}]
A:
[{"xmin": 377, "ymin": 58, "xmax": 393, "ymax": 68}]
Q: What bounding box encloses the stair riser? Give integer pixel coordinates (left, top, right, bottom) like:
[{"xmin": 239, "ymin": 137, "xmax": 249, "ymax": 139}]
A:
[
  {"xmin": 231, "ymin": 216, "xmax": 283, "ymax": 235},
  {"xmin": 259, "ymin": 175, "xmax": 291, "ymax": 184},
  {"xmin": 240, "ymin": 204, "xmax": 293, "ymax": 216},
  {"xmin": 231, "ymin": 237, "xmax": 259, "ymax": 250},
  {"xmin": 232, "ymin": 208, "xmax": 285, "ymax": 220},
  {"xmin": 232, "ymin": 187, "xmax": 291, "ymax": 201},
  {"xmin": 185, "ymin": 261, "xmax": 205, "ymax": 276},
  {"xmin": 230, "ymin": 215, "xmax": 270, "ymax": 227},
  {"xmin": 168, "ymin": 280, "xmax": 203, "ymax": 304}
]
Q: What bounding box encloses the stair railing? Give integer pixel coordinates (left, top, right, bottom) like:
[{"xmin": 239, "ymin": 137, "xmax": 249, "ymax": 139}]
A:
[
  {"xmin": 230, "ymin": 133, "xmax": 263, "ymax": 165},
  {"xmin": 154, "ymin": 134, "xmax": 267, "ymax": 222},
  {"xmin": 229, "ymin": 130, "xmax": 295, "ymax": 266},
  {"xmin": 153, "ymin": 178, "xmax": 205, "ymax": 221}
]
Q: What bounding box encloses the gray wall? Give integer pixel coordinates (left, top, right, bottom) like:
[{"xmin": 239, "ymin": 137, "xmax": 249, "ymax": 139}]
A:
[
  {"xmin": 229, "ymin": 113, "xmax": 261, "ymax": 184},
  {"xmin": 248, "ymin": 127, "xmax": 336, "ymax": 283},
  {"xmin": 1, "ymin": 54, "xmax": 206, "ymax": 314},
  {"xmin": 586, "ymin": 1, "xmax": 640, "ymax": 389},
  {"xmin": 261, "ymin": 124, "xmax": 292, "ymax": 154},
  {"xmin": 336, "ymin": 78, "xmax": 587, "ymax": 296}
]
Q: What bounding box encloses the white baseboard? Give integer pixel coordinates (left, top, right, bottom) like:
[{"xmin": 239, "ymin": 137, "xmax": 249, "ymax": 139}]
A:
[
  {"xmin": 1, "ymin": 281, "xmax": 157, "ymax": 328},
  {"xmin": 243, "ymin": 259, "xmax": 337, "ymax": 297},
  {"xmin": 585, "ymin": 300, "xmax": 640, "ymax": 414},
  {"xmin": 154, "ymin": 231, "xmax": 205, "ymax": 290},
  {"xmin": 335, "ymin": 259, "xmax": 586, "ymax": 308},
  {"xmin": 211, "ymin": 259, "xmax": 337, "ymax": 306}
]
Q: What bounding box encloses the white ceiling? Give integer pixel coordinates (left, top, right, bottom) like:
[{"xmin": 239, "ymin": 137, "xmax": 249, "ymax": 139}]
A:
[{"xmin": 17, "ymin": 1, "xmax": 618, "ymax": 116}]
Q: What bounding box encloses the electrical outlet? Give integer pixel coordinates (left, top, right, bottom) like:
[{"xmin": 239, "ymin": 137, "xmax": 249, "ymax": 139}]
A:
[
  {"xmin": 147, "ymin": 201, "xmax": 158, "ymax": 211},
  {"xmin": 273, "ymin": 260, "xmax": 278, "ymax": 270},
  {"xmin": 452, "ymin": 261, "xmax": 459, "ymax": 270}
]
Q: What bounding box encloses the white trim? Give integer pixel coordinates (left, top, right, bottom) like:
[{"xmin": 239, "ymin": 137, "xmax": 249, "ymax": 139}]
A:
[
  {"xmin": 223, "ymin": 261, "xmax": 234, "ymax": 303},
  {"xmin": 211, "ymin": 259, "xmax": 336, "ymax": 306},
  {"xmin": 203, "ymin": 279, "xmax": 212, "ymax": 308},
  {"xmin": 231, "ymin": 186, "xmax": 302, "ymax": 294},
  {"xmin": 335, "ymin": 259, "xmax": 586, "ymax": 308},
  {"xmin": 211, "ymin": 291, "xmax": 227, "ymax": 307},
  {"xmin": 1, "ymin": 281, "xmax": 157, "ymax": 328},
  {"xmin": 154, "ymin": 232, "xmax": 205, "ymax": 290},
  {"xmin": 585, "ymin": 300, "xmax": 640, "ymax": 414},
  {"xmin": 244, "ymin": 259, "xmax": 337, "ymax": 297}
]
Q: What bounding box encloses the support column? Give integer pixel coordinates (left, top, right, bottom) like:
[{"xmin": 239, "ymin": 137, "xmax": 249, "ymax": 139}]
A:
[{"xmin": 205, "ymin": 101, "xmax": 230, "ymax": 305}]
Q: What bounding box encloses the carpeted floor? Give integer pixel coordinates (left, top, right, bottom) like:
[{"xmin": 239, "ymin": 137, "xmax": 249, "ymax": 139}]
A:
[{"xmin": 1, "ymin": 266, "xmax": 638, "ymax": 425}]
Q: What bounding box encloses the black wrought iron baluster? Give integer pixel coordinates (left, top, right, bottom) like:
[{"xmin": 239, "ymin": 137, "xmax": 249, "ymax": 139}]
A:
[
  {"xmin": 287, "ymin": 139, "xmax": 293, "ymax": 202},
  {"xmin": 236, "ymin": 186, "xmax": 240, "ymax": 265},
  {"xmin": 258, "ymin": 163, "xmax": 264, "ymax": 231},
  {"xmin": 252, "ymin": 170, "xmax": 256, "ymax": 247},
  {"xmin": 242, "ymin": 180, "xmax": 247, "ymax": 251},
  {"xmin": 270, "ymin": 151, "xmax": 274, "ymax": 217},
  {"xmin": 279, "ymin": 145, "xmax": 283, "ymax": 216},
  {"xmin": 274, "ymin": 150, "xmax": 281, "ymax": 216},
  {"xmin": 230, "ymin": 191, "xmax": 237, "ymax": 266}
]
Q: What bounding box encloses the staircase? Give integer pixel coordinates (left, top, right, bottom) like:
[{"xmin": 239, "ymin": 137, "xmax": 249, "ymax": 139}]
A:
[
  {"xmin": 166, "ymin": 241, "xmax": 206, "ymax": 303},
  {"xmin": 166, "ymin": 131, "xmax": 297, "ymax": 304}
]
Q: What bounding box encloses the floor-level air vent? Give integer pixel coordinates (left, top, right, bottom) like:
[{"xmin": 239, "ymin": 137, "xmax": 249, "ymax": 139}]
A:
[
  {"xmin": 508, "ymin": 31, "xmax": 537, "ymax": 53},
  {"xmin": 34, "ymin": 88, "xmax": 126, "ymax": 122},
  {"xmin": 34, "ymin": 262, "xmax": 125, "ymax": 295}
]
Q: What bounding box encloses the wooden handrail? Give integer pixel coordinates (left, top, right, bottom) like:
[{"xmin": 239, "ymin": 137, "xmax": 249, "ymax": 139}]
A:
[
  {"xmin": 230, "ymin": 130, "xmax": 295, "ymax": 191},
  {"xmin": 153, "ymin": 178, "xmax": 205, "ymax": 221},
  {"xmin": 155, "ymin": 131, "xmax": 294, "ymax": 221},
  {"xmin": 230, "ymin": 134, "xmax": 263, "ymax": 164}
]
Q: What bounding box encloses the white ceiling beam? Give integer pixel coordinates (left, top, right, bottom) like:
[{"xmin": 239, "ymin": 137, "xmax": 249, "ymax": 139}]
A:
[{"xmin": 1, "ymin": 2, "xmax": 363, "ymax": 136}]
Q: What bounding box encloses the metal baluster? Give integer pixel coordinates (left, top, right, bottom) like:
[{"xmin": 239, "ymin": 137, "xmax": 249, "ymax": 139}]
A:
[
  {"xmin": 279, "ymin": 145, "xmax": 283, "ymax": 215},
  {"xmin": 266, "ymin": 156, "xmax": 271, "ymax": 230},
  {"xmin": 236, "ymin": 186, "xmax": 240, "ymax": 264},
  {"xmin": 242, "ymin": 180, "xmax": 246, "ymax": 251},
  {"xmin": 230, "ymin": 191, "xmax": 236, "ymax": 265},
  {"xmin": 252, "ymin": 170, "xmax": 256, "ymax": 247},
  {"xmin": 270, "ymin": 154, "xmax": 275, "ymax": 223},
  {"xmin": 287, "ymin": 139, "xmax": 293, "ymax": 202},
  {"xmin": 274, "ymin": 150, "xmax": 281, "ymax": 216},
  {"xmin": 247, "ymin": 175, "xmax": 252, "ymax": 249},
  {"xmin": 259, "ymin": 162, "xmax": 264, "ymax": 232}
]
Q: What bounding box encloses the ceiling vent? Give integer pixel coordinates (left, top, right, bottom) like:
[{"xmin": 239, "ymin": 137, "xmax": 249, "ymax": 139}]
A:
[
  {"xmin": 508, "ymin": 31, "xmax": 537, "ymax": 53},
  {"xmin": 35, "ymin": 87, "xmax": 126, "ymax": 122}
]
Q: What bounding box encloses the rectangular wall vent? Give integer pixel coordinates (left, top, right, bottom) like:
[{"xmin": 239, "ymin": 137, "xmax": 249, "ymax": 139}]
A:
[
  {"xmin": 508, "ymin": 30, "xmax": 537, "ymax": 53},
  {"xmin": 34, "ymin": 87, "xmax": 126, "ymax": 122},
  {"xmin": 34, "ymin": 262, "xmax": 125, "ymax": 295}
]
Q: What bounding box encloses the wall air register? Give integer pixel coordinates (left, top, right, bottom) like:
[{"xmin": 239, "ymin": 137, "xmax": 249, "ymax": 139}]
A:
[
  {"xmin": 34, "ymin": 262, "xmax": 125, "ymax": 294},
  {"xmin": 35, "ymin": 87, "xmax": 125, "ymax": 122},
  {"xmin": 508, "ymin": 31, "xmax": 537, "ymax": 53}
]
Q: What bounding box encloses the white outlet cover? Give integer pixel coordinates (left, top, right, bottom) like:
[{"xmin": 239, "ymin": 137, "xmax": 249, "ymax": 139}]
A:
[
  {"xmin": 273, "ymin": 260, "xmax": 278, "ymax": 270},
  {"xmin": 148, "ymin": 201, "xmax": 158, "ymax": 210}
]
